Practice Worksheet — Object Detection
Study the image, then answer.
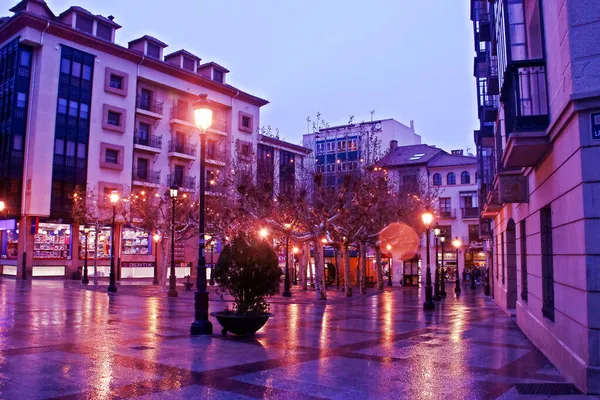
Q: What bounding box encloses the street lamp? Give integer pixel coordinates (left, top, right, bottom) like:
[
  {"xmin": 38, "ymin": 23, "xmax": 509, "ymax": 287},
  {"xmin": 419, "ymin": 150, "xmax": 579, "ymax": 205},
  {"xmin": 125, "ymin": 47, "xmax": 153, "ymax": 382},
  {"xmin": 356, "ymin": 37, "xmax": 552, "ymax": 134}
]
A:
[
  {"xmin": 433, "ymin": 224, "xmax": 441, "ymax": 301},
  {"xmin": 191, "ymin": 93, "xmax": 213, "ymax": 335},
  {"xmin": 453, "ymin": 237, "xmax": 462, "ymax": 295},
  {"xmin": 153, "ymin": 233, "xmax": 160, "ymax": 285},
  {"xmin": 168, "ymin": 185, "xmax": 179, "ymax": 298},
  {"xmin": 0, "ymin": 201, "xmax": 5, "ymax": 212},
  {"xmin": 108, "ymin": 190, "xmax": 119, "ymax": 293},
  {"xmin": 422, "ymin": 210, "xmax": 435, "ymax": 310},
  {"xmin": 259, "ymin": 228, "xmax": 269, "ymax": 239},
  {"xmin": 82, "ymin": 226, "xmax": 90, "ymax": 285},
  {"xmin": 440, "ymin": 236, "xmax": 446, "ymax": 297},
  {"xmin": 386, "ymin": 244, "xmax": 393, "ymax": 286}
]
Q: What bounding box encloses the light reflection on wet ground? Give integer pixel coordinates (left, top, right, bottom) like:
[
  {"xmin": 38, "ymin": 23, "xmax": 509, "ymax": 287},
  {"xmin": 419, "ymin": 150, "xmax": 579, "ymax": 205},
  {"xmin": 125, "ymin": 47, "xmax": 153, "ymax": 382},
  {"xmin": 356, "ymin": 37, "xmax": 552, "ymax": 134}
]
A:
[{"xmin": 0, "ymin": 279, "xmax": 594, "ymax": 399}]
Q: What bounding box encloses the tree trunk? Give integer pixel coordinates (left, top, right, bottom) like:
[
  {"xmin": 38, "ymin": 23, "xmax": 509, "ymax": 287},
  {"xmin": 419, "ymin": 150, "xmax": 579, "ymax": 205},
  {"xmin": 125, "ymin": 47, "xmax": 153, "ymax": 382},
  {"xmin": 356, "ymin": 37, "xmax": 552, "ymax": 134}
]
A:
[
  {"xmin": 375, "ymin": 245, "xmax": 384, "ymax": 291},
  {"xmin": 299, "ymin": 242, "xmax": 308, "ymax": 291},
  {"xmin": 160, "ymin": 239, "xmax": 169, "ymax": 291},
  {"xmin": 360, "ymin": 242, "xmax": 367, "ymax": 294},
  {"xmin": 334, "ymin": 247, "xmax": 342, "ymax": 290},
  {"xmin": 313, "ymin": 240, "xmax": 327, "ymax": 300},
  {"xmin": 342, "ymin": 244, "xmax": 352, "ymax": 297}
]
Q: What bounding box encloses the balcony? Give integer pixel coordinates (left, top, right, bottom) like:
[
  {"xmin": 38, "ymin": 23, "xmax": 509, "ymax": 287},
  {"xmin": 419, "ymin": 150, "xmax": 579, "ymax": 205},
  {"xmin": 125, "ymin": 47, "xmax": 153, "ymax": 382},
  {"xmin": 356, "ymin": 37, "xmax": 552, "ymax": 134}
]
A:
[
  {"xmin": 462, "ymin": 207, "xmax": 479, "ymax": 219},
  {"xmin": 487, "ymin": 54, "xmax": 499, "ymax": 95},
  {"xmin": 206, "ymin": 147, "xmax": 227, "ymax": 165},
  {"xmin": 132, "ymin": 168, "xmax": 161, "ymax": 187},
  {"xmin": 168, "ymin": 174, "xmax": 196, "ymax": 191},
  {"xmin": 168, "ymin": 140, "xmax": 196, "ymax": 160},
  {"xmin": 478, "ymin": 13, "xmax": 491, "ymax": 42},
  {"xmin": 136, "ymin": 96, "xmax": 164, "ymax": 118},
  {"xmin": 439, "ymin": 209, "xmax": 456, "ymax": 219},
  {"xmin": 474, "ymin": 126, "xmax": 494, "ymax": 146},
  {"xmin": 208, "ymin": 118, "xmax": 228, "ymax": 135},
  {"xmin": 482, "ymin": 95, "xmax": 498, "ymax": 122},
  {"xmin": 170, "ymin": 106, "xmax": 194, "ymax": 128},
  {"xmin": 481, "ymin": 190, "xmax": 501, "ymax": 218},
  {"xmin": 133, "ymin": 132, "xmax": 162, "ymax": 153},
  {"xmin": 501, "ymin": 62, "xmax": 550, "ymax": 168}
]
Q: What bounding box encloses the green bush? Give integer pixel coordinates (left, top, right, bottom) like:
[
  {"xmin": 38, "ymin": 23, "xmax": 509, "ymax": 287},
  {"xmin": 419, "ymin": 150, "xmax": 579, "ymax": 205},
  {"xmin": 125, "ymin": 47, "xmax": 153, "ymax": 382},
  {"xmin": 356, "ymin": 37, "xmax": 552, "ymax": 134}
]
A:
[{"xmin": 213, "ymin": 234, "xmax": 281, "ymax": 314}]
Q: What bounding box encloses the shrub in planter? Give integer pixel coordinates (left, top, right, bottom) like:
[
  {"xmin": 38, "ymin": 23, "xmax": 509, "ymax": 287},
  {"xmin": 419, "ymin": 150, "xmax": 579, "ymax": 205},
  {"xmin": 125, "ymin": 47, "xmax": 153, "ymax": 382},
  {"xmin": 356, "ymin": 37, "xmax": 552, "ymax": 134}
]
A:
[{"xmin": 212, "ymin": 234, "xmax": 280, "ymax": 335}]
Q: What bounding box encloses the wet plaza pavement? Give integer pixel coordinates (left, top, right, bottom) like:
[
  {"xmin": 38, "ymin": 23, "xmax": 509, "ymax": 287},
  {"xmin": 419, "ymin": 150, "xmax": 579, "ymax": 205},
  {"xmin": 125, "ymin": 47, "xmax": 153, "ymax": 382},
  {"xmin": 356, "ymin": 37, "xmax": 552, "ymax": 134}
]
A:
[{"xmin": 0, "ymin": 279, "xmax": 597, "ymax": 400}]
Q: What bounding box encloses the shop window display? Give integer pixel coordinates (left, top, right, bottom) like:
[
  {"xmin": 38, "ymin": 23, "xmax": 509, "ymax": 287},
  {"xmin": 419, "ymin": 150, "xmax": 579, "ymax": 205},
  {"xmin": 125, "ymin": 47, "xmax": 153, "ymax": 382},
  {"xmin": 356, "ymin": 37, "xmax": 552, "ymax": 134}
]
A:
[
  {"xmin": 1, "ymin": 229, "xmax": 19, "ymax": 259},
  {"xmin": 34, "ymin": 223, "xmax": 71, "ymax": 259},
  {"xmin": 122, "ymin": 227, "xmax": 151, "ymax": 255},
  {"xmin": 79, "ymin": 226, "xmax": 111, "ymax": 259}
]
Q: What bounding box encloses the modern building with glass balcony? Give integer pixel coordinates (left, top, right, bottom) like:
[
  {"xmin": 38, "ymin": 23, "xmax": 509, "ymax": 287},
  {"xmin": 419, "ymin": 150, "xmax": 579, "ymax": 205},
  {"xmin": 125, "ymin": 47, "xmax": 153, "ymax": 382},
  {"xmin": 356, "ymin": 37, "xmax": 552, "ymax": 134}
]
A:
[{"xmin": 471, "ymin": 0, "xmax": 600, "ymax": 393}]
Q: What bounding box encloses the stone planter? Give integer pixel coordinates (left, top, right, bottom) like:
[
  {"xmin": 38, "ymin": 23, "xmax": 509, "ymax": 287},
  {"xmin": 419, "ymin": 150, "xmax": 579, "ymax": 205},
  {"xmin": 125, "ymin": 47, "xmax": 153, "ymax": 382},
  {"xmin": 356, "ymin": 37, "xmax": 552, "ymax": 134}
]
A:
[{"xmin": 211, "ymin": 311, "xmax": 272, "ymax": 336}]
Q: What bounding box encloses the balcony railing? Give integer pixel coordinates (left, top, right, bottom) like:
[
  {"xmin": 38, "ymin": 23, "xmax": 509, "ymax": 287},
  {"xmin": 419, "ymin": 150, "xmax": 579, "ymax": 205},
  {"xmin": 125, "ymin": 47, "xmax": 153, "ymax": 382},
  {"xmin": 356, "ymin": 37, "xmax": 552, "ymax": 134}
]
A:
[
  {"xmin": 132, "ymin": 168, "xmax": 160, "ymax": 184},
  {"xmin": 168, "ymin": 174, "xmax": 196, "ymax": 190},
  {"xmin": 169, "ymin": 140, "xmax": 197, "ymax": 156},
  {"xmin": 134, "ymin": 132, "xmax": 162, "ymax": 150},
  {"xmin": 136, "ymin": 96, "xmax": 164, "ymax": 115},
  {"xmin": 206, "ymin": 147, "xmax": 228, "ymax": 162},
  {"xmin": 439, "ymin": 209, "xmax": 456, "ymax": 219},
  {"xmin": 462, "ymin": 207, "xmax": 479, "ymax": 219},
  {"xmin": 170, "ymin": 106, "xmax": 192, "ymax": 123}
]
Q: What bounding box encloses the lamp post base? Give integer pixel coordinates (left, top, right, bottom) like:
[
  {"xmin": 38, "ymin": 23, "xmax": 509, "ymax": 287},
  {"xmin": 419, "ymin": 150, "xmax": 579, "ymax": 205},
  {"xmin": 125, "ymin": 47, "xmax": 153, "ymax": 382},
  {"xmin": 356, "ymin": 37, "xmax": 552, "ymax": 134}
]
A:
[
  {"xmin": 455, "ymin": 287, "xmax": 461, "ymax": 296},
  {"xmin": 168, "ymin": 289, "xmax": 179, "ymax": 298},
  {"xmin": 282, "ymin": 290, "xmax": 292, "ymax": 297},
  {"xmin": 107, "ymin": 284, "xmax": 117, "ymax": 293},
  {"xmin": 191, "ymin": 290, "xmax": 213, "ymax": 336},
  {"xmin": 423, "ymin": 300, "xmax": 435, "ymax": 310},
  {"xmin": 190, "ymin": 320, "xmax": 213, "ymax": 335},
  {"xmin": 152, "ymin": 278, "xmax": 159, "ymax": 285},
  {"xmin": 423, "ymin": 285, "xmax": 435, "ymax": 310}
]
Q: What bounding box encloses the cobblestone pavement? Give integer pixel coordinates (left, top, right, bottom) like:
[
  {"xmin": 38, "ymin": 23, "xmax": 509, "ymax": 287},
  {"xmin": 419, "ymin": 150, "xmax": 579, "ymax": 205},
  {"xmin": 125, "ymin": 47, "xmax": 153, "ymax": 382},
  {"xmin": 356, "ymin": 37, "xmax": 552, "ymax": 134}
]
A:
[{"xmin": 0, "ymin": 279, "xmax": 597, "ymax": 400}]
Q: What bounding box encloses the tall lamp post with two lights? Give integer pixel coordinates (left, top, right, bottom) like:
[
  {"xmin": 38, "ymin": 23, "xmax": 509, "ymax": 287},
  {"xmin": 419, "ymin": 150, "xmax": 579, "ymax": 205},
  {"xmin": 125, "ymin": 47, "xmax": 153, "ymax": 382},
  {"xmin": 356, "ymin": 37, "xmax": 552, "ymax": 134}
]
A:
[
  {"xmin": 190, "ymin": 94, "xmax": 213, "ymax": 335},
  {"xmin": 168, "ymin": 185, "xmax": 179, "ymax": 298},
  {"xmin": 433, "ymin": 223, "xmax": 441, "ymax": 301},
  {"xmin": 453, "ymin": 237, "xmax": 462, "ymax": 296},
  {"xmin": 108, "ymin": 190, "xmax": 119, "ymax": 293},
  {"xmin": 422, "ymin": 210, "xmax": 435, "ymax": 310},
  {"xmin": 440, "ymin": 236, "xmax": 446, "ymax": 297}
]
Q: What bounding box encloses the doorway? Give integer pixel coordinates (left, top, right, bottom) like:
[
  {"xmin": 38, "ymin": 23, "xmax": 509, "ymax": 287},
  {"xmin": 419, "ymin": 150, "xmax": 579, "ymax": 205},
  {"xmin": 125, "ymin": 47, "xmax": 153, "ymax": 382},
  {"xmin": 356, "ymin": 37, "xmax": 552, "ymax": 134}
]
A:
[{"xmin": 506, "ymin": 219, "xmax": 517, "ymax": 309}]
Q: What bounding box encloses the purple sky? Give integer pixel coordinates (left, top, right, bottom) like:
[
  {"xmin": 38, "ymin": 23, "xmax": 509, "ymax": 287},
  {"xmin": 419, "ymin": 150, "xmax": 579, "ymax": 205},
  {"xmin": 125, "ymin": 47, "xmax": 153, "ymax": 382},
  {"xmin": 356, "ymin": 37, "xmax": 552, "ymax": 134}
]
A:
[{"xmin": 42, "ymin": 0, "xmax": 479, "ymax": 152}]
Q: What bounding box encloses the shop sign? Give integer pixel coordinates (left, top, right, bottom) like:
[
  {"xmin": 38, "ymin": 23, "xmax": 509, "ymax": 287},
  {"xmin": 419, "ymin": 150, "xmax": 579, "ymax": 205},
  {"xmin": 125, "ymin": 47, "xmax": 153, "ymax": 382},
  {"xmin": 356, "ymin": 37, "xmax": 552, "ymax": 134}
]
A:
[
  {"xmin": 122, "ymin": 262, "xmax": 155, "ymax": 268},
  {"xmin": 469, "ymin": 241, "xmax": 484, "ymax": 250},
  {"xmin": 499, "ymin": 175, "xmax": 528, "ymax": 203},
  {"xmin": 592, "ymin": 112, "xmax": 600, "ymax": 140}
]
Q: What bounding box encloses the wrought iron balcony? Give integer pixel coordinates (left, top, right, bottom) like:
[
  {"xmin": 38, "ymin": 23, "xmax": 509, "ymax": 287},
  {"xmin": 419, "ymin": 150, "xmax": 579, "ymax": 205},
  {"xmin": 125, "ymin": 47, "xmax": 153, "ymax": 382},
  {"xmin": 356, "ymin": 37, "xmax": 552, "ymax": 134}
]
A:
[
  {"xmin": 168, "ymin": 174, "xmax": 196, "ymax": 190},
  {"xmin": 136, "ymin": 96, "xmax": 164, "ymax": 115},
  {"xmin": 168, "ymin": 140, "xmax": 197, "ymax": 157},
  {"xmin": 462, "ymin": 207, "xmax": 479, "ymax": 219},
  {"xmin": 170, "ymin": 106, "xmax": 193, "ymax": 123},
  {"xmin": 134, "ymin": 132, "xmax": 162, "ymax": 150},
  {"xmin": 482, "ymin": 95, "xmax": 499, "ymax": 123},
  {"xmin": 487, "ymin": 54, "xmax": 499, "ymax": 94},
  {"xmin": 439, "ymin": 209, "xmax": 456, "ymax": 219},
  {"xmin": 132, "ymin": 168, "xmax": 161, "ymax": 184},
  {"xmin": 206, "ymin": 147, "xmax": 227, "ymax": 163}
]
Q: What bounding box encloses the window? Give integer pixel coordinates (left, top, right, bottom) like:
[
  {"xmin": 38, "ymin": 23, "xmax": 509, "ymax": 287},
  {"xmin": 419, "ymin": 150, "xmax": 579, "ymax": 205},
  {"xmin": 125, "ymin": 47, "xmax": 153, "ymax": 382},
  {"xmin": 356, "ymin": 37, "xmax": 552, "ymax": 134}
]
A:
[
  {"xmin": 19, "ymin": 51, "xmax": 31, "ymax": 68},
  {"xmin": 16, "ymin": 92, "xmax": 26, "ymax": 108},
  {"xmin": 61, "ymin": 58, "xmax": 70, "ymax": 75},
  {"xmin": 520, "ymin": 220, "xmax": 528, "ymax": 301},
  {"xmin": 58, "ymin": 98, "xmax": 67, "ymax": 114},
  {"xmin": 439, "ymin": 198, "xmax": 451, "ymax": 217},
  {"xmin": 207, "ymin": 139, "xmax": 217, "ymax": 159},
  {"xmin": 69, "ymin": 101, "xmax": 79, "ymax": 117},
  {"xmin": 13, "ymin": 135, "xmax": 23, "ymax": 151},
  {"xmin": 447, "ymin": 172, "xmax": 456, "ymax": 185},
  {"xmin": 107, "ymin": 111, "xmax": 121, "ymax": 126},
  {"xmin": 468, "ymin": 224, "xmax": 480, "ymax": 243},
  {"xmin": 460, "ymin": 191, "xmax": 478, "ymax": 209},
  {"xmin": 138, "ymin": 122, "xmax": 150, "ymax": 142},
  {"xmin": 96, "ymin": 23, "xmax": 112, "ymax": 41},
  {"xmin": 461, "ymin": 171, "xmax": 471, "ymax": 184},
  {"xmin": 242, "ymin": 116, "xmax": 251, "ymax": 128},
  {"xmin": 174, "ymin": 165, "xmax": 184, "ymax": 184},
  {"xmin": 109, "ymin": 74, "xmax": 123, "ymax": 89},
  {"xmin": 136, "ymin": 158, "xmax": 149, "ymax": 180},
  {"xmin": 432, "ymin": 173, "xmax": 442, "ymax": 186},
  {"xmin": 55, "ymin": 139, "xmax": 64, "ymax": 155},
  {"xmin": 105, "ymin": 149, "xmax": 119, "ymax": 164},
  {"xmin": 72, "ymin": 61, "xmax": 81, "ymax": 78},
  {"xmin": 80, "ymin": 104, "xmax": 89, "ymax": 119},
  {"xmin": 402, "ymin": 175, "xmax": 418, "ymax": 192},
  {"xmin": 66, "ymin": 141, "xmax": 76, "ymax": 157},
  {"xmin": 147, "ymin": 42, "xmax": 160, "ymax": 59},
  {"xmin": 77, "ymin": 143, "xmax": 86, "ymax": 159},
  {"xmin": 75, "ymin": 15, "xmax": 93, "ymax": 33},
  {"xmin": 241, "ymin": 143, "xmax": 251, "ymax": 157},
  {"xmin": 213, "ymin": 69, "xmax": 224, "ymax": 83},
  {"xmin": 82, "ymin": 65, "xmax": 92, "ymax": 81},
  {"xmin": 540, "ymin": 206, "xmax": 554, "ymax": 321},
  {"xmin": 140, "ymin": 88, "xmax": 152, "ymax": 110},
  {"xmin": 183, "ymin": 57, "xmax": 195, "ymax": 71}
]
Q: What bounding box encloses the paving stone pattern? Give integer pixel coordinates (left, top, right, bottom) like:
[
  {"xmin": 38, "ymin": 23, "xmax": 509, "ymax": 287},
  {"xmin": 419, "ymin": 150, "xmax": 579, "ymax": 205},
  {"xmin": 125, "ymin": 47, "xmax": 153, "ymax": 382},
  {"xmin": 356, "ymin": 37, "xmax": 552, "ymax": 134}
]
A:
[{"xmin": 0, "ymin": 279, "xmax": 596, "ymax": 400}]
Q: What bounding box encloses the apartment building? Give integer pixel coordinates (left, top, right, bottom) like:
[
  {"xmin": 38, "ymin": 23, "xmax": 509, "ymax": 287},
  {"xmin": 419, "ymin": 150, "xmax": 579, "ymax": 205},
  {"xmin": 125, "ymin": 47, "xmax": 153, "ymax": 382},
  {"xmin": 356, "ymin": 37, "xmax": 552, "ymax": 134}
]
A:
[
  {"xmin": 471, "ymin": 0, "xmax": 600, "ymax": 393},
  {"xmin": 302, "ymin": 118, "xmax": 421, "ymax": 186},
  {"xmin": 0, "ymin": 0, "xmax": 307, "ymax": 280},
  {"xmin": 377, "ymin": 144, "xmax": 480, "ymax": 287}
]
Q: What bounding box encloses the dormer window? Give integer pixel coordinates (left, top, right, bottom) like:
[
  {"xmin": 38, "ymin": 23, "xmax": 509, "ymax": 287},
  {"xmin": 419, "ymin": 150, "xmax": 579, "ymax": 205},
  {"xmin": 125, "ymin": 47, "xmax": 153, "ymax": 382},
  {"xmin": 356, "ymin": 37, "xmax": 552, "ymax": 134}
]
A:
[
  {"xmin": 147, "ymin": 43, "xmax": 160, "ymax": 59},
  {"xmin": 213, "ymin": 69, "xmax": 224, "ymax": 83},
  {"xmin": 182, "ymin": 57, "xmax": 195, "ymax": 72},
  {"xmin": 96, "ymin": 23, "xmax": 112, "ymax": 41},
  {"xmin": 76, "ymin": 15, "xmax": 93, "ymax": 34}
]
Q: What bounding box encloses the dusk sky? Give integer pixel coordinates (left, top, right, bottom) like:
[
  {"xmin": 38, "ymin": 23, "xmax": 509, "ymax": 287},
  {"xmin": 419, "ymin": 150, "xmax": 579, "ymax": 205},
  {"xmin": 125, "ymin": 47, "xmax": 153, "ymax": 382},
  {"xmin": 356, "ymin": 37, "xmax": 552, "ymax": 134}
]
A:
[{"xmin": 43, "ymin": 0, "xmax": 479, "ymax": 153}]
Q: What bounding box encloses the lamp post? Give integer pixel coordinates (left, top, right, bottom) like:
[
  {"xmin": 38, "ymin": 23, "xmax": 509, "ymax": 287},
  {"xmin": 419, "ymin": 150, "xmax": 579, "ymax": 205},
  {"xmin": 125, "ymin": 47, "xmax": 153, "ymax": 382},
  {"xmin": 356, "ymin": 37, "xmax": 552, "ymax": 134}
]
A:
[
  {"xmin": 190, "ymin": 94, "xmax": 213, "ymax": 335},
  {"xmin": 422, "ymin": 210, "xmax": 435, "ymax": 310},
  {"xmin": 292, "ymin": 246, "xmax": 299, "ymax": 285},
  {"xmin": 82, "ymin": 226, "xmax": 90, "ymax": 285},
  {"xmin": 440, "ymin": 236, "xmax": 446, "ymax": 297},
  {"xmin": 108, "ymin": 190, "xmax": 119, "ymax": 293},
  {"xmin": 168, "ymin": 186, "xmax": 179, "ymax": 298},
  {"xmin": 386, "ymin": 244, "xmax": 393, "ymax": 286},
  {"xmin": 453, "ymin": 237, "xmax": 462, "ymax": 295},
  {"xmin": 433, "ymin": 224, "xmax": 441, "ymax": 301},
  {"xmin": 153, "ymin": 233, "xmax": 160, "ymax": 285}
]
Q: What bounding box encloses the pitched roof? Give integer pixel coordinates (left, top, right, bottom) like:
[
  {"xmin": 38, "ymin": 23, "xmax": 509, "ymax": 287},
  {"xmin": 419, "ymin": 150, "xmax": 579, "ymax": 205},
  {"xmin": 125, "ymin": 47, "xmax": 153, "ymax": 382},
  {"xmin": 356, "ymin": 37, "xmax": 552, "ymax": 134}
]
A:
[
  {"xmin": 259, "ymin": 135, "xmax": 312, "ymax": 155},
  {"xmin": 10, "ymin": 0, "xmax": 56, "ymax": 18},
  {"xmin": 58, "ymin": 6, "xmax": 121, "ymax": 28},
  {"xmin": 428, "ymin": 153, "xmax": 477, "ymax": 168},
  {"xmin": 377, "ymin": 144, "xmax": 443, "ymax": 167},
  {"xmin": 197, "ymin": 61, "xmax": 230, "ymax": 73},
  {"xmin": 165, "ymin": 49, "xmax": 201, "ymax": 61},
  {"xmin": 128, "ymin": 35, "xmax": 167, "ymax": 48}
]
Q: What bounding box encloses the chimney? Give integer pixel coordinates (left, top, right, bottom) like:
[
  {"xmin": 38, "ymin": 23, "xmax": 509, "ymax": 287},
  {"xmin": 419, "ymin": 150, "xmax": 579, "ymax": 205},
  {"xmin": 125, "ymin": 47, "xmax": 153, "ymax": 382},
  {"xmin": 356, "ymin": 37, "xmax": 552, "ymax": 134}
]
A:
[
  {"xmin": 410, "ymin": 120, "xmax": 415, "ymax": 131},
  {"xmin": 389, "ymin": 140, "xmax": 398, "ymax": 151},
  {"xmin": 451, "ymin": 149, "xmax": 464, "ymax": 156},
  {"xmin": 108, "ymin": 15, "xmax": 115, "ymax": 21}
]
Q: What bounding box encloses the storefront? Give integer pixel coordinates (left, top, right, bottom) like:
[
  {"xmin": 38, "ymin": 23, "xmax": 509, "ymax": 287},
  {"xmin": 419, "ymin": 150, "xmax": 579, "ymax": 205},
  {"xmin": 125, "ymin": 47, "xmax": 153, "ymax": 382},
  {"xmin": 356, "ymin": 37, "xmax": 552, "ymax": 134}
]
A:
[
  {"xmin": 120, "ymin": 226, "xmax": 153, "ymax": 278},
  {"xmin": 402, "ymin": 255, "xmax": 420, "ymax": 286},
  {"xmin": 0, "ymin": 220, "xmax": 18, "ymax": 276},
  {"xmin": 79, "ymin": 225, "xmax": 112, "ymax": 277},
  {"xmin": 442, "ymin": 249, "xmax": 459, "ymax": 283},
  {"xmin": 32, "ymin": 222, "xmax": 72, "ymax": 277},
  {"xmin": 465, "ymin": 242, "xmax": 486, "ymax": 281}
]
